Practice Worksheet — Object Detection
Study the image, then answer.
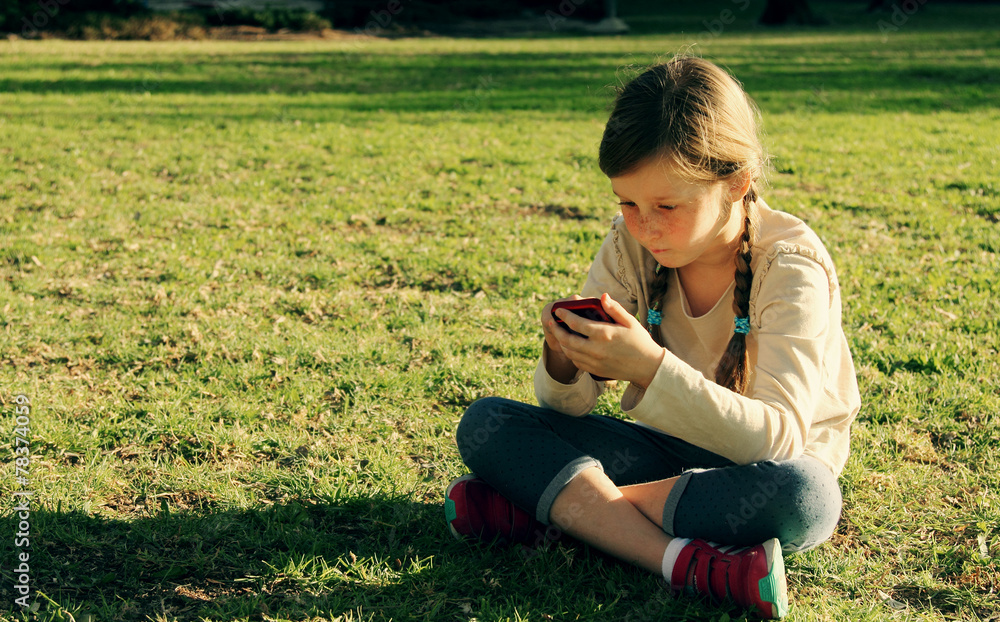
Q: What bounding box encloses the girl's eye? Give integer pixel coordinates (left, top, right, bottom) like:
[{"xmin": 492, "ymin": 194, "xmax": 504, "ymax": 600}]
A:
[{"xmin": 617, "ymin": 201, "xmax": 676, "ymax": 211}]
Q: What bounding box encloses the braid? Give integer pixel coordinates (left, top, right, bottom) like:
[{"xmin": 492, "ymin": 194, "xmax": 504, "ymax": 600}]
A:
[
  {"xmin": 715, "ymin": 188, "xmax": 759, "ymax": 394},
  {"xmin": 647, "ymin": 264, "xmax": 672, "ymax": 346}
]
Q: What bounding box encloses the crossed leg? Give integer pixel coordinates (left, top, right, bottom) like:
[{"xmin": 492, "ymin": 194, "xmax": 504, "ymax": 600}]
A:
[{"xmin": 547, "ymin": 466, "xmax": 678, "ymax": 574}]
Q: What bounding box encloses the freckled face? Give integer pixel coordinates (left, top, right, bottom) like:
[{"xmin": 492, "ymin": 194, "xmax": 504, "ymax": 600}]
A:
[{"xmin": 611, "ymin": 159, "xmax": 742, "ymax": 271}]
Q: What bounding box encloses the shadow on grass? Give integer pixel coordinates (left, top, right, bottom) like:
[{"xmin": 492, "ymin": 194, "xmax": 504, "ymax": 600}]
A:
[
  {"xmin": 2, "ymin": 45, "xmax": 998, "ymax": 115},
  {"xmin": 0, "ymin": 495, "xmax": 735, "ymax": 621},
  {"xmin": 0, "ymin": 497, "xmax": 457, "ymax": 620},
  {"xmin": 0, "ymin": 496, "xmax": 676, "ymax": 621}
]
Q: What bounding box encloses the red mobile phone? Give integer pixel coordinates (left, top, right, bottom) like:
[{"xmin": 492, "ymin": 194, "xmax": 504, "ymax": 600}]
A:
[
  {"xmin": 550, "ymin": 298, "xmax": 617, "ymax": 381},
  {"xmin": 551, "ymin": 298, "xmax": 616, "ymax": 338}
]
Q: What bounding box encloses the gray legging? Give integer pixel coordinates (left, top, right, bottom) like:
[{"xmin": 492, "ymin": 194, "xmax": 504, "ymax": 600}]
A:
[{"xmin": 456, "ymin": 397, "xmax": 842, "ymax": 553}]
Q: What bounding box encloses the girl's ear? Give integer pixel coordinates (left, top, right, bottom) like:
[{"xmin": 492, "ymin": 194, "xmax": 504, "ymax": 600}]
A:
[{"xmin": 726, "ymin": 171, "xmax": 753, "ymax": 203}]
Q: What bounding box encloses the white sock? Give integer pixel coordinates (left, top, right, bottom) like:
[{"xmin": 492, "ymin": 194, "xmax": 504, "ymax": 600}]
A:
[{"xmin": 661, "ymin": 537, "xmax": 691, "ymax": 586}]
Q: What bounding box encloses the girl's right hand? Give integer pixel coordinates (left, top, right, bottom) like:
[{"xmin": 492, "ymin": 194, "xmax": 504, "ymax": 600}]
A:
[{"xmin": 541, "ymin": 295, "xmax": 583, "ymax": 382}]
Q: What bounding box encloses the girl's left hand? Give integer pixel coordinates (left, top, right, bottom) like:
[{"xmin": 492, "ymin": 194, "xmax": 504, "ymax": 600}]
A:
[{"xmin": 549, "ymin": 293, "xmax": 666, "ymax": 388}]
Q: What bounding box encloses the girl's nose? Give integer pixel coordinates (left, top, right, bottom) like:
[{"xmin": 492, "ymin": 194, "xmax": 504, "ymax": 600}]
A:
[{"xmin": 635, "ymin": 218, "xmax": 661, "ymax": 242}]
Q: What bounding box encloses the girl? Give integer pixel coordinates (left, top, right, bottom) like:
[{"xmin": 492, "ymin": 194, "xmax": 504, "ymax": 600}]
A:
[{"xmin": 445, "ymin": 56, "xmax": 861, "ymax": 619}]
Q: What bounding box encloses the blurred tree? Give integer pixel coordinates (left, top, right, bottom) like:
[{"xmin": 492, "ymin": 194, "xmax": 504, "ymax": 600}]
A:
[
  {"xmin": 2, "ymin": 0, "xmax": 146, "ymax": 36},
  {"xmin": 758, "ymin": 0, "xmax": 828, "ymax": 25},
  {"xmin": 324, "ymin": 0, "xmax": 605, "ymax": 29}
]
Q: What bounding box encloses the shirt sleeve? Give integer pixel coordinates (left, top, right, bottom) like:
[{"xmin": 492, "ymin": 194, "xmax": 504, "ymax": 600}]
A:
[
  {"xmin": 533, "ymin": 217, "xmax": 640, "ymax": 415},
  {"xmin": 622, "ymin": 250, "xmax": 833, "ymax": 465},
  {"xmin": 533, "ymin": 345, "xmax": 603, "ymax": 416}
]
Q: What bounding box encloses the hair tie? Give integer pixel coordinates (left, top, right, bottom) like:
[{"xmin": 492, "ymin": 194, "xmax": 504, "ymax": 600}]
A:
[
  {"xmin": 647, "ymin": 308, "xmax": 662, "ymax": 327},
  {"xmin": 648, "ymin": 264, "xmax": 665, "ymax": 334},
  {"xmin": 734, "ymin": 316, "xmax": 750, "ymax": 335}
]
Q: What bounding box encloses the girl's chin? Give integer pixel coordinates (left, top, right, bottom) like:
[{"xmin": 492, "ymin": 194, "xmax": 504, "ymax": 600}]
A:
[
  {"xmin": 650, "ymin": 252, "xmax": 680, "ymax": 268},
  {"xmin": 651, "ymin": 254, "xmax": 693, "ymax": 271}
]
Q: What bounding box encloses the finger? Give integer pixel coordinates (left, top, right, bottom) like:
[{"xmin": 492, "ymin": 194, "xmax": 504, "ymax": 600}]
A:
[
  {"xmin": 542, "ymin": 303, "xmax": 566, "ymax": 339},
  {"xmin": 544, "ymin": 327, "xmax": 567, "ymax": 358},
  {"xmin": 542, "ymin": 297, "xmax": 575, "ymax": 331},
  {"xmin": 562, "ymin": 348, "xmax": 602, "ymax": 377},
  {"xmin": 551, "ymin": 321, "xmax": 590, "ymax": 355},
  {"xmin": 600, "ymin": 293, "xmax": 637, "ymax": 328},
  {"xmin": 553, "ymin": 307, "xmax": 590, "ymax": 338},
  {"xmin": 547, "ymin": 310, "xmax": 572, "ymax": 338},
  {"xmin": 559, "ymin": 309, "xmax": 619, "ymax": 343},
  {"xmin": 541, "ymin": 301, "xmax": 555, "ymax": 324}
]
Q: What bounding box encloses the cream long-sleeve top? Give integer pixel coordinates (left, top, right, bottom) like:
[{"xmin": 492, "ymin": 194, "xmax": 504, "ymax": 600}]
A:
[{"xmin": 533, "ymin": 200, "xmax": 862, "ymax": 477}]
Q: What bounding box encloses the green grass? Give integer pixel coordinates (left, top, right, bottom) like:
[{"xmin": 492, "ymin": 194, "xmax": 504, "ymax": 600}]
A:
[{"xmin": 1, "ymin": 1, "xmax": 999, "ymax": 620}]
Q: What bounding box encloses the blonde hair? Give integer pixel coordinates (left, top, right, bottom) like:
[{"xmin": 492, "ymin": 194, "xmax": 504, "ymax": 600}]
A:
[{"xmin": 598, "ymin": 56, "xmax": 767, "ymax": 394}]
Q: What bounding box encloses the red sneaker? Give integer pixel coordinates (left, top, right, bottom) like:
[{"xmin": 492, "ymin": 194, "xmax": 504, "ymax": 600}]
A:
[
  {"xmin": 444, "ymin": 474, "xmax": 546, "ymax": 546},
  {"xmin": 670, "ymin": 538, "xmax": 789, "ymax": 619}
]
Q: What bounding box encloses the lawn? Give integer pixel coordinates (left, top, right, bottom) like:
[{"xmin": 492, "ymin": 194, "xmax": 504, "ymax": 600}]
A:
[{"xmin": 1, "ymin": 1, "xmax": 999, "ymax": 620}]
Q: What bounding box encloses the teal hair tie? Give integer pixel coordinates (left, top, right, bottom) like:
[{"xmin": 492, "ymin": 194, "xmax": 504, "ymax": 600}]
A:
[
  {"xmin": 647, "ymin": 309, "xmax": 662, "ymax": 327},
  {"xmin": 734, "ymin": 316, "xmax": 750, "ymax": 335}
]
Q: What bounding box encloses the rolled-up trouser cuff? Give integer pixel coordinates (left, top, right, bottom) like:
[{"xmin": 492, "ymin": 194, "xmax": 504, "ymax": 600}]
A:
[
  {"xmin": 661, "ymin": 470, "xmax": 694, "ymax": 536},
  {"xmin": 536, "ymin": 456, "xmax": 603, "ymax": 524}
]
